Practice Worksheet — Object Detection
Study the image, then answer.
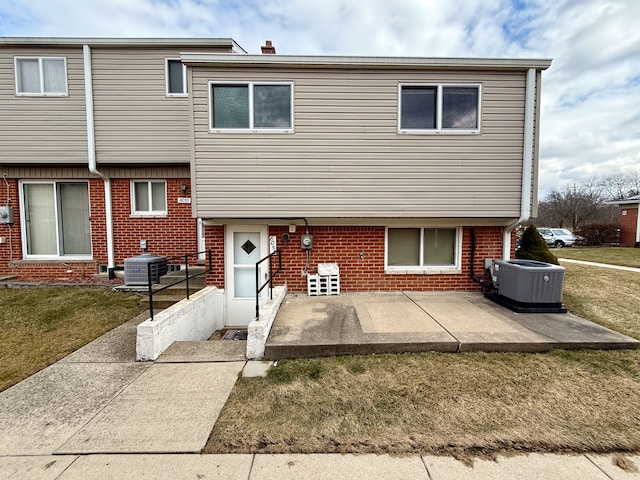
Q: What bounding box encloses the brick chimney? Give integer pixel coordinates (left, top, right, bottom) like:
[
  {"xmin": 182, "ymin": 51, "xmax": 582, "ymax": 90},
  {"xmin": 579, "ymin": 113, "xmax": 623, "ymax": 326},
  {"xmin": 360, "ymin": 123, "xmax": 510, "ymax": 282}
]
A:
[{"xmin": 261, "ymin": 40, "xmax": 276, "ymax": 54}]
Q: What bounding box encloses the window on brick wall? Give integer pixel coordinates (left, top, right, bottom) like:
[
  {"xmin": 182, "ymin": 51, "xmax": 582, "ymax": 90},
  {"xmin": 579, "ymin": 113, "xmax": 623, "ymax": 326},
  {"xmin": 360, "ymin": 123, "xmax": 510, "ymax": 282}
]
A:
[
  {"xmin": 20, "ymin": 181, "xmax": 91, "ymax": 258},
  {"xmin": 131, "ymin": 180, "xmax": 167, "ymax": 215},
  {"xmin": 385, "ymin": 227, "xmax": 461, "ymax": 273}
]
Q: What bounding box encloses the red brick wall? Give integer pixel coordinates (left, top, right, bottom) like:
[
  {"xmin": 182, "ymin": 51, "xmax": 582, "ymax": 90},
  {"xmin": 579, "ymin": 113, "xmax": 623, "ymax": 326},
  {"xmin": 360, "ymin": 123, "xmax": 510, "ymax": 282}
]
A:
[
  {"xmin": 619, "ymin": 206, "xmax": 639, "ymax": 247},
  {"xmin": 0, "ymin": 176, "xmax": 197, "ymax": 280},
  {"xmin": 111, "ymin": 178, "xmax": 197, "ymax": 264},
  {"xmin": 201, "ymin": 224, "xmax": 505, "ymax": 293}
]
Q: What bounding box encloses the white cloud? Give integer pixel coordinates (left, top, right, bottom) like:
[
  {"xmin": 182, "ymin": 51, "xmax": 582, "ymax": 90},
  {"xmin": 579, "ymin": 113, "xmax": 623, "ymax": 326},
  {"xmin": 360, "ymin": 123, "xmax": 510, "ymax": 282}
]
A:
[{"xmin": 1, "ymin": 0, "xmax": 639, "ymax": 196}]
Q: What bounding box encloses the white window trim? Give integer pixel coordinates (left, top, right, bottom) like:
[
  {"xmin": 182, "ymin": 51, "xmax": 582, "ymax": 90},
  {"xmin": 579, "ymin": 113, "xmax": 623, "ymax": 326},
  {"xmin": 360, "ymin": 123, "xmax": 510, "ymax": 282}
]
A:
[
  {"xmin": 384, "ymin": 226, "xmax": 462, "ymax": 274},
  {"xmin": 14, "ymin": 56, "xmax": 68, "ymax": 97},
  {"xmin": 130, "ymin": 180, "xmax": 168, "ymax": 216},
  {"xmin": 398, "ymin": 83, "xmax": 481, "ymax": 135},
  {"xmin": 208, "ymin": 81, "xmax": 294, "ymax": 133},
  {"xmin": 19, "ymin": 180, "xmax": 93, "ymax": 260},
  {"xmin": 165, "ymin": 58, "xmax": 187, "ymax": 97}
]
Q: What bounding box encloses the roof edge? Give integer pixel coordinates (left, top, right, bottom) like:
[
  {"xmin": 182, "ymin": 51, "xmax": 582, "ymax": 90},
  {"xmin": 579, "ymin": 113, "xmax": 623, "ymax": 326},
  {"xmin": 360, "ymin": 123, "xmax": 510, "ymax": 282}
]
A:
[
  {"xmin": 180, "ymin": 53, "xmax": 552, "ymax": 70},
  {"xmin": 0, "ymin": 37, "xmax": 247, "ymax": 52}
]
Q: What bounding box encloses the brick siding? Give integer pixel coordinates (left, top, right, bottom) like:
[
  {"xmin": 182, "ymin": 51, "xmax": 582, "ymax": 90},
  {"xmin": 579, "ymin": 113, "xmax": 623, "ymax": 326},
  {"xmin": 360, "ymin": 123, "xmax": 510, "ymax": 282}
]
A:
[{"xmin": 619, "ymin": 206, "xmax": 639, "ymax": 247}]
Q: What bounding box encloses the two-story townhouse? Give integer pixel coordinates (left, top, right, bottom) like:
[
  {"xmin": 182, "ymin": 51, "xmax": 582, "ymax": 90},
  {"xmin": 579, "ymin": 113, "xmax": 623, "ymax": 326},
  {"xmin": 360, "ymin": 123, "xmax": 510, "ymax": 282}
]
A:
[
  {"xmin": 182, "ymin": 52, "xmax": 551, "ymax": 325},
  {"xmin": 0, "ymin": 37, "xmax": 244, "ymax": 279},
  {"xmin": 0, "ymin": 37, "xmax": 551, "ymax": 328}
]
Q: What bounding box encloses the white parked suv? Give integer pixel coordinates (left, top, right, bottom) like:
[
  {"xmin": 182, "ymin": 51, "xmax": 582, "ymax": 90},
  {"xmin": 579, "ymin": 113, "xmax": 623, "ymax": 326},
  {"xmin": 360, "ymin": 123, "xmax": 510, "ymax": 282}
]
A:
[{"xmin": 537, "ymin": 228, "xmax": 579, "ymax": 248}]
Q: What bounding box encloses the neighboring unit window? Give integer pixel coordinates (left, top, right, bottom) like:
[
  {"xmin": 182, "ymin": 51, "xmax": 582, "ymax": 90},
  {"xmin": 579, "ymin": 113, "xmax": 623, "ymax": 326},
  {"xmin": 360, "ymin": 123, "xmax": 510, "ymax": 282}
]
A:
[
  {"xmin": 399, "ymin": 84, "xmax": 480, "ymax": 133},
  {"xmin": 132, "ymin": 181, "xmax": 167, "ymax": 215},
  {"xmin": 387, "ymin": 227, "xmax": 458, "ymax": 269},
  {"xmin": 15, "ymin": 57, "xmax": 67, "ymax": 95},
  {"xmin": 210, "ymin": 82, "xmax": 293, "ymax": 131},
  {"xmin": 166, "ymin": 59, "xmax": 186, "ymax": 95},
  {"xmin": 21, "ymin": 182, "xmax": 91, "ymax": 257}
]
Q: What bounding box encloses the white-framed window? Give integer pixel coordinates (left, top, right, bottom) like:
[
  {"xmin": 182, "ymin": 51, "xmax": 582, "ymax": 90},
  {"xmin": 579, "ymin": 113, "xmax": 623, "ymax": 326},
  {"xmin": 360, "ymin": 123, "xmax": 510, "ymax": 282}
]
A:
[
  {"xmin": 14, "ymin": 57, "xmax": 68, "ymax": 96},
  {"xmin": 209, "ymin": 81, "xmax": 293, "ymax": 132},
  {"xmin": 20, "ymin": 181, "xmax": 91, "ymax": 258},
  {"xmin": 166, "ymin": 59, "xmax": 187, "ymax": 96},
  {"xmin": 131, "ymin": 180, "xmax": 167, "ymax": 215},
  {"xmin": 398, "ymin": 83, "xmax": 481, "ymax": 134},
  {"xmin": 385, "ymin": 227, "xmax": 462, "ymax": 273}
]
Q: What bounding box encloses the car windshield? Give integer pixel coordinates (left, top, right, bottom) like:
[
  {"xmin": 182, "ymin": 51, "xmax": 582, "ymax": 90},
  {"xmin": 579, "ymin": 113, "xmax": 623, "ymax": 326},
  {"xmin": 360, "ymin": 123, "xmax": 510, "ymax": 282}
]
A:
[{"xmin": 552, "ymin": 229, "xmax": 571, "ymax": 235}]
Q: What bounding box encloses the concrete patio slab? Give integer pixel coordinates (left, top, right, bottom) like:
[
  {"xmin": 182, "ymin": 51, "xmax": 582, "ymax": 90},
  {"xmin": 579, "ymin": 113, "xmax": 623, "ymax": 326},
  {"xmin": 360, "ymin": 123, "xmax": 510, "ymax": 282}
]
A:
[
  {"xmin": 56, "ymin": 362, "xmax": 244, "ymax": 454},
  {"xmin": 156, "ymin": 340, "xmax": 246, "ymax": 363},
  {"xmin": 250, "ymin": 454, "xmax": 429, "ymax": 480},
  {"xmin": 60, "ymin": 312, "xmax": 149, "ymax": 364},
  {"xmin": 423, "ymin": 454, "xmax": 611, "ymax": 480},
  {"xmin": 242, "ymin": 360, "xmax": 273, "ymax": 377},
  {"xmin": 265, "ymin": 293, "xmax": 458, "ymax": 358},
  {"xmin": 586, "ymin": 454, "xmax": 640, "ymax": 480},
  {"xmin": 0, "ymin": 362, "xmax": 149, "ymax": 456},
  {"xmin": 0, "ymin": 455, "xmax": 78, "ymax": 480},
  {"xmin": 265, "ymin": 291, "xmax": 639, "ymax": 358},
  {"xmin": 57, "ymin": 454, "xmax": 253, "ymax": 480}
]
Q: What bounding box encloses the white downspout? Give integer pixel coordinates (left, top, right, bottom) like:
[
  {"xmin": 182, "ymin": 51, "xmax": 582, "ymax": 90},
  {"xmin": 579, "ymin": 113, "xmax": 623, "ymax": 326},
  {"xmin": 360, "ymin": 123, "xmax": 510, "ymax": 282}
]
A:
[
  {"xmin": 636, "ymin": 203, "xmax": 640, "ymax": 244},
  {"xmin": 503, "ymin": 68, "xmax": 536, "ymax": 260},
  {"xmin": 84, "ymin": 45, "xmax": 115, "ymax": 277}
]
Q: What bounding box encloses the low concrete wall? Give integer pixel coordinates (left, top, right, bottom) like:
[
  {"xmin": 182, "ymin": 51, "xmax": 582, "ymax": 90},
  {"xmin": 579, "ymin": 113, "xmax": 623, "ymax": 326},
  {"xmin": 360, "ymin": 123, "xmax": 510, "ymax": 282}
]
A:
[
  {"xmin": 247, "ymin": 285, "xmax": 287, "ymax": 360},
  {"xmin": 136, "ymin": 287, "xmax": 224, "ymax": 361}
]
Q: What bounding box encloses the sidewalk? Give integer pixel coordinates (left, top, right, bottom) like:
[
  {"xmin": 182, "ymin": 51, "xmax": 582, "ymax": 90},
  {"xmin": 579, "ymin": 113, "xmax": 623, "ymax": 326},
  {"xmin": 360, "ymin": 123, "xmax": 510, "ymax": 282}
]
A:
[
  {"xmin": 559, "ymin": 258, "xmax": 640, "ymax": 273},
  {"xmin": 1, "ymin": 308, "xmax": 639, "ymax": 478}
]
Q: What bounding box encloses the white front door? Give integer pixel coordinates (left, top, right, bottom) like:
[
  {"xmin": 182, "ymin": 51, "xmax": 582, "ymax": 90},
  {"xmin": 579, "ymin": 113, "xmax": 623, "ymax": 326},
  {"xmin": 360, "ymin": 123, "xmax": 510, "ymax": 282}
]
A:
[{"xmin": 224, "ymin": 225, "xmax": 268, "ymax": 327}]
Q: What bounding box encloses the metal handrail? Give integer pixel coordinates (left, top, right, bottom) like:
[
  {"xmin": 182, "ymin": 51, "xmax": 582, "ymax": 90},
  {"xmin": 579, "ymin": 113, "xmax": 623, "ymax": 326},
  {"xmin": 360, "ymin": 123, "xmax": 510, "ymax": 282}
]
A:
[
  {"xmin": 255, "ymin": 249, "xmax": 282, "ymax": 320},
  {"xmin": 148, "ymin": 249, "xmax": 213, "ymax": 320}
]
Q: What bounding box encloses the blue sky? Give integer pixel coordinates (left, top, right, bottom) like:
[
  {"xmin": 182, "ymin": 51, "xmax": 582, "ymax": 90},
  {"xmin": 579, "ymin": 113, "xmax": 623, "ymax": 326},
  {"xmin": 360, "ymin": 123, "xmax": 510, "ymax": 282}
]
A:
[{"xmin": 1, "ymin": 0, "xmax": 639, "ymax": 197}]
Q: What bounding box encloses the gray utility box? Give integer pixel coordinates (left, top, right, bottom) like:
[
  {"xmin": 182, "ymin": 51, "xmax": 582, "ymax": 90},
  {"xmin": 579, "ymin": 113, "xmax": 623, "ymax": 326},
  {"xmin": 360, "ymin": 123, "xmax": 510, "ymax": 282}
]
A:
[
  {"xmin": 124, "ymin": 254, "xmax": 168, "ymax": 286},
  {"xmin": 494, "ymin": 259, "xmax": 565, "ymax": 304}
]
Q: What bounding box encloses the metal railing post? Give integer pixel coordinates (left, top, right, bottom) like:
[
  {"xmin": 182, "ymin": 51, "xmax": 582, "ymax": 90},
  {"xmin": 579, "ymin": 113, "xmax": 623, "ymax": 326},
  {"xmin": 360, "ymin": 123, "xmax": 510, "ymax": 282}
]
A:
[
  {"xmin": 148, "ymin": 265, "xmax": 154, "ymax": 320},
  {"xmin": 185, "ymin": 254, "xmax": 190, "ymax": 299},
  {"xmin": 255, "ymin": 263, "xmax": 260, "ymax": 320}
]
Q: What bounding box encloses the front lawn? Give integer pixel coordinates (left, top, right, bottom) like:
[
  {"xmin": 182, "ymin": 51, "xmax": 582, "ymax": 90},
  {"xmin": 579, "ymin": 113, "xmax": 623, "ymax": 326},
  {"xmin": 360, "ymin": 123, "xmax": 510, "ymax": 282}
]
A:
[
  {"xmin": 0, "ymin": 287, "xmax": 143, "ymax": 392},
  {"xmin": 206, "ymin": 261, "xmax": 640, "ymax": 459},
  {"xmin": 558, "ymin": 247, "xmax": 640, "ymax": 268}
]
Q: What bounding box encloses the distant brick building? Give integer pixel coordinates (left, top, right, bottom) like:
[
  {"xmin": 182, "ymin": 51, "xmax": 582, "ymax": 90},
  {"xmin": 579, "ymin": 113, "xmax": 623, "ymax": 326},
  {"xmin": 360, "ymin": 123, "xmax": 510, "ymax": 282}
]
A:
[{"xmin": 611, "ymin": 195, "xmax": 640, "ymax": 247}]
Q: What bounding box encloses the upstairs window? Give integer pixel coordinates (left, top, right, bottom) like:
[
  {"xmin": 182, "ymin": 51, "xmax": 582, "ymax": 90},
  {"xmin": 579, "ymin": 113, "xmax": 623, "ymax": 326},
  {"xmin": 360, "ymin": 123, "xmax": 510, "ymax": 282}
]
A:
[
  {"xmin": 166, "ymin": 59, "xmax": 187, "ymax": 95},
  {"xmin": 131, "ymin": 180, "xmax": 167, "ymax": 215},
  {"xmin": 210, "ymin": 82, "xmax": 293, "ymax": 132},
  {"xmin": 15, "ymin": 57, "xmax": 68, "ymax": 96},
  {"xmin": 399, "ymin": 84, "xmax": 480, "ymax": 133}
]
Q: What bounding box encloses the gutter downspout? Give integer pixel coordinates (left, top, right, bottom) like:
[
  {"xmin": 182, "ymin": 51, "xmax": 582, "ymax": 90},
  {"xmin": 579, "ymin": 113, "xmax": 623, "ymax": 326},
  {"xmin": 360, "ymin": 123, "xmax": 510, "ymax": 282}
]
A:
[
  {"xmin": 84, "ymin": 44, "xmax": 115, "ymax": 278},
  {"xmin": 503, "ymin": 68, "xmax": 536, "ymax": 260}
]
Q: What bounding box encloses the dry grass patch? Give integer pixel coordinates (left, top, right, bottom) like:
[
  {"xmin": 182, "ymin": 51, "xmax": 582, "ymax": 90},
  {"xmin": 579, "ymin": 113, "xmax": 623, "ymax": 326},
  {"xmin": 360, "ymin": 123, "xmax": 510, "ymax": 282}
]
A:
[
  {"xmin": 0, "ymin": 287, "xmax": 143, "ymax": 391},
  {"xmin": 558, "ymin": 247, "xmax": 640, "ymax": 268},
  {"xmin": 207, "ymin": 350, "xmax": 640, "ymax": 457}
]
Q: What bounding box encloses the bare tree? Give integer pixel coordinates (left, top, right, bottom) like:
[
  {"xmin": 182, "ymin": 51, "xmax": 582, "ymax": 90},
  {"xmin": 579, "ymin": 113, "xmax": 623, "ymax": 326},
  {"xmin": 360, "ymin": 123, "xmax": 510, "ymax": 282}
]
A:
[
  {"xmin": 539, "ymin": 182, "xmax": 604, "ymax": 231},
  {"xmin": 599, "ymin": 172, "xmax": 640, "ymax": 200}
]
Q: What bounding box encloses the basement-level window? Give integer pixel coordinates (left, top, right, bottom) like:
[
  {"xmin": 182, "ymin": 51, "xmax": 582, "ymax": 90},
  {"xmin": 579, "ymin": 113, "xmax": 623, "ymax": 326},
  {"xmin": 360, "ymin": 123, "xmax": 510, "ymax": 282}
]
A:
[
  {"xmin": 385, "ymin": 227, "xmax": 461, "ymax": 273},
  {"xmin": 398, "ymin": 84, "xmax": 481, "ymax": 134},
  {"xmin": 15, "ymin": 57, "xmax": 68, "ymax": 96},
  {"xmin": 20, "ymin": 181, "xmax": 91, "ymax": 258},
  {"xmin": 210, "ymin": 82, "xmax": 293, "ymax": 132},
  {"xmin": 131, "ymin": 180, "xmax": 167, "ymax": 215}
]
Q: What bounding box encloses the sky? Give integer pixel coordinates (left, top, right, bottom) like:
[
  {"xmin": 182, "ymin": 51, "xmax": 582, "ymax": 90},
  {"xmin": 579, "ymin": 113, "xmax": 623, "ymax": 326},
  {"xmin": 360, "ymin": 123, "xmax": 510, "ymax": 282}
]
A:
[{"xmin": 1, "ymin": 0, "xmax": 639, "ymax": 198}]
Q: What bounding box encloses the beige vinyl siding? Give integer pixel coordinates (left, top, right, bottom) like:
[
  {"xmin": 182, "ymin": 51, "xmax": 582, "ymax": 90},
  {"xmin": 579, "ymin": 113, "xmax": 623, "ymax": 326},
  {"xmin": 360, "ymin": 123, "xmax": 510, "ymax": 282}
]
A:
[
  {"xmin": 4, "ymin": 165, "xmax": 189, "ymax": 179},
  {"xmin": 192, "ymin": 67, "xmax": 528, "ymax": 218},
  {"xmin": 91, "ymin": 46, "xmax": 228, "ymax": 165},
  {"xmin": 0, "ymin": 47, "xmax": 87, "ymax": 164}
]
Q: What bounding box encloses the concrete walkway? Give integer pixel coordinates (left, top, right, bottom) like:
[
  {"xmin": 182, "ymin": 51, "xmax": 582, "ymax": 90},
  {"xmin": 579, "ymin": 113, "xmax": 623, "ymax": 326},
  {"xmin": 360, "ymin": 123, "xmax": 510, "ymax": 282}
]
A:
[
  {"xmin": 559, "ymin": 258, "xmax": 640, "ymax": 273},
  {"xmin": 2, "ymin": 299, "xmax": 640, "ymax": 478}
]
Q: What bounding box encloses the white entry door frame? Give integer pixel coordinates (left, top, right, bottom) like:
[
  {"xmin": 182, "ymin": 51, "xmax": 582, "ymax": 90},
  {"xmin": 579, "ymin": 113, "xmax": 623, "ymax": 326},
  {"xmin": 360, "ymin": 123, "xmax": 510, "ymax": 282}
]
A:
[{"xmin": 224, "ymin": 224, "xmax": 269, "ymax": 327}]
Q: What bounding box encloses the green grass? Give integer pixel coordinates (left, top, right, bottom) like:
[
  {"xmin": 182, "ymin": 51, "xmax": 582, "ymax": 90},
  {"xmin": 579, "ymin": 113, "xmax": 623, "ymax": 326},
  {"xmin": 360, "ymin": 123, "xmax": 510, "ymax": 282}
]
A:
[
  {"xmin": 0, "ymin": 287, "xmax": 143, "ymax": 392},
  {"xmin": 557, "ymin": 247, "xmax": 640, "ymax": 268},
  {"xmin": 206, "ymin": 249, "xmax": 640, "ymax": 458}
]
